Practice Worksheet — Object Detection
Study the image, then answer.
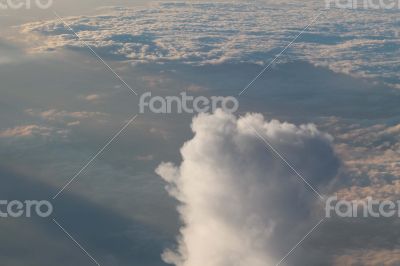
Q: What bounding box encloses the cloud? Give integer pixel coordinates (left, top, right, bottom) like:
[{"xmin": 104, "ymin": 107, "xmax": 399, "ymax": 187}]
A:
[
  {"xmin": 156, "ymin": 110, "xmax": 340, "ymax": 266},
  {"xmin": 334, "ymin": 249, "xmax": 400, "ymax": 266},
  {"xmin": 150, "ymin": 127, "xmax": 169, "ymax": 140},
  {"xmin": 323, "ymin": 117, "xmax": 400, "ymax": 197},
  {"xmin": 81, "ymin": 94, "xmax": 102, "ymax": 102},
  {"xmin": 25, "ymin": 109, "xmax": 108, "ymax": 125},
  {"xmin": 0, "ymin": 125, "xmax": 67, "ymax": 139},
  {"xmin": 19, "ymin": 2, "xmax": 400, "ymax": 87}
]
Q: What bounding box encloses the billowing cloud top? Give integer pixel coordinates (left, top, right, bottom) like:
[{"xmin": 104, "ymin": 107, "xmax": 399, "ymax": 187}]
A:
[
  {"xmin": 156, "ymin": 110, "xmax": 339, "ymax": 266},
  {"xmin": 20, "ymin": 2, "xmax": 400, "ymax": 87}
]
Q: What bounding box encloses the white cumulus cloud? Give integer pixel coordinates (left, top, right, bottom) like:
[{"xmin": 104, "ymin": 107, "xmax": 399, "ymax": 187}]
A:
[{"xmin": 156, "ymin": 110, "xmax": 340, "ymax": 266}]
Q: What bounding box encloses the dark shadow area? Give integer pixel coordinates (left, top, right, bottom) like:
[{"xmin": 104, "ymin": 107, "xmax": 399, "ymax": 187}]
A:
[{"xmin": 0, "ymin": 165, "xmax": 171, "ymax": 266}]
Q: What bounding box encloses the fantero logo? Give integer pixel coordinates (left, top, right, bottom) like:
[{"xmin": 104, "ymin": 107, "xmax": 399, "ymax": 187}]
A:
[
  {"xmin": 0, "ymin": 200, "xmax": 53, "ymax": 218},
  {"xmin": 139, "ymin": 92, "xmax": 239, "ymax": 114},
  {"xmin": 325, "ymin": 0, "xmax": 400, "ymax": 9},
  {"xmin": 0, "ymin": 0, "xmax": 53, "ymax": 10}
]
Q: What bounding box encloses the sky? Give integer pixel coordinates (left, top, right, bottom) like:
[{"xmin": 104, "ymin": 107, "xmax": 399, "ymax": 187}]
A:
[{"xmin": 1, "ymin": 0, "xmax": 400, "ymax": 265}]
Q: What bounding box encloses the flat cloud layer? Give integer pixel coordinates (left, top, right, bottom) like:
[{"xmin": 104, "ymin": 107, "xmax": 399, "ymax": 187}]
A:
[
  {"xmin": 156, "ymin": 110, "xmax": 340, "ymax": 266},
  {"xmin": 20, "ymin": 1, "xmax": 400, "ymax": 87}
]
